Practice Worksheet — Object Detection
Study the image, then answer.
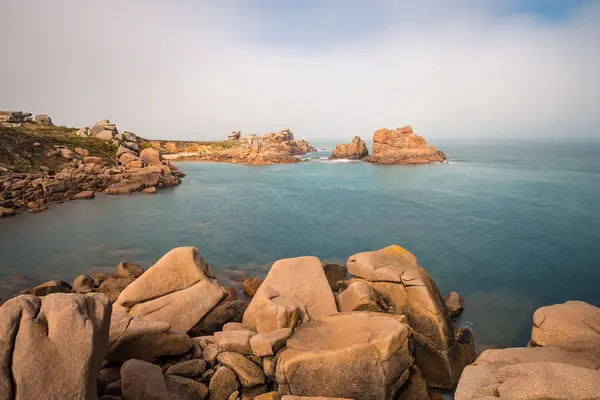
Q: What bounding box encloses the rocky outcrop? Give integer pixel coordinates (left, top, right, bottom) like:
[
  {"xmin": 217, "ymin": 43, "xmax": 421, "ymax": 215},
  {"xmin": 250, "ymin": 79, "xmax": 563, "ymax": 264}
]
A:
[
  {"xmin": 0, "ymin": 111, "xmax": 32, "ymax": 125},
  {"xmin": 0, "ymin": 117, "xmax": 185, "ymax": 217},
  {"xmin": 363, "ymin": 126, "xmax": 446, "ymax": 164},
  {"xmin": 1, "ymin": 244, "xmax": 596, "ymax": 399},
  {"xmin": 276, "ymin": 312, "xmax": 414, "ymax": 399},
  {"xmin": 345, "ymin": 245, "xmax": 476, "ymax": 388},
  {"xmin": 455, "ymin": 300, "xmax": 600, "ymax": 400},
  {"xmin": 153, "ymin": 128, "xmax": 317, "ymax": 165},
  {"xmin": 243, "ymin": 256, "xmax": 338, "ymax": 332},
  {"xmin": 229, "ymin": 131, "xmax": 241, "ymax": 141},
  {"xmin": 330, "ymin": 136, "xmax": 368, "ymax": 159},
  {"xmin": 113, "ymin": 247, "xmax": 226, "ymax": 333},
  {"xmin": 34, "ymin": 114, "xmax": 53, "ymax": 125}
]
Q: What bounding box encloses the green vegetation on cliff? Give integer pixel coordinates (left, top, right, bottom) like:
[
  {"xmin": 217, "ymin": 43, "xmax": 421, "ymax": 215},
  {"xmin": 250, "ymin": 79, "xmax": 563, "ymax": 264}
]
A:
[{"xmin": 0, "ymin": 123, "xmax": 117, "ymax": 173}]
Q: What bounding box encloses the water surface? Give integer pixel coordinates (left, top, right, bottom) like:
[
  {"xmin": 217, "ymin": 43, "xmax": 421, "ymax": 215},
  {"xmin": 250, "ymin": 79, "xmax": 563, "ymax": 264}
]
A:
[{"xmin": 1, "ymin": 138, "xmax": 598, "ymax": 348}]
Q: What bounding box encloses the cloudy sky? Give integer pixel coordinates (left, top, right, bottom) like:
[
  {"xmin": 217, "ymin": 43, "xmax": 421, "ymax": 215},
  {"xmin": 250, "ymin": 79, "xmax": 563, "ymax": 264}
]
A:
[{"xmin": 1, "ymin": 1, "xmax": 599, "ymax": 140}]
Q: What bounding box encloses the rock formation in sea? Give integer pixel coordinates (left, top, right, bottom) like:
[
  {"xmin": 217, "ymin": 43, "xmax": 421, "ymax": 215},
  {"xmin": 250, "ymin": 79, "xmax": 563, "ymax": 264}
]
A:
[
  {"xmin": 364, "ymin": 126, "xmax": 446, "ymax": 164},
  {"xmin": 0, "ymin": 113, "xmax": 185, "ymax": 217},
  {"xmin": 151, "ymin": 128, "xmax": 317, "ymax": 165},
  {"xmin": 1, "ymin": 243, "xmax": 597, "ymax": 399},
  {"xmin": 330, "ymin": 136, "xmax": 369, "ymax": 159}
]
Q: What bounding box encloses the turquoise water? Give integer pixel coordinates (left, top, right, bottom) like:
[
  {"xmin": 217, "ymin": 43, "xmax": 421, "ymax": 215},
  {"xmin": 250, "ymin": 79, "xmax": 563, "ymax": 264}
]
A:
[{"xmin": 1, "ymin": 138, "xmax": 599, "ymax": 348}]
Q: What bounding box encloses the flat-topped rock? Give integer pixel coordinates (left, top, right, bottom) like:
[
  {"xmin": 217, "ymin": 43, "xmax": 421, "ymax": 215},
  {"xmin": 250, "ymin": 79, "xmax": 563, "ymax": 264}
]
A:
[
  {"xmin": 531, "ymin": 300, "xmax": 600, "ymax": 351},
  {"xmin": 243, "ymin": 256, "xmax": 337, "ymax": 332},
  {"xmin": 347, "ymin": 245, "xmax": 419, "ymax": 283},
  {"xmin": 276, "ymin": 312, "xmax": 412, "ymax": 400},
  {"xmin": 363, "ymin": 126, "xmax": 446, "ymax": 164}
]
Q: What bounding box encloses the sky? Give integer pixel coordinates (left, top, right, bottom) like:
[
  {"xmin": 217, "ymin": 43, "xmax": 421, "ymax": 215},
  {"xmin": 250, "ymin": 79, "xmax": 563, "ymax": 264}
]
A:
[{"xmin": 1, "ymin": 1, "xmax": 599, "ymax": 140}]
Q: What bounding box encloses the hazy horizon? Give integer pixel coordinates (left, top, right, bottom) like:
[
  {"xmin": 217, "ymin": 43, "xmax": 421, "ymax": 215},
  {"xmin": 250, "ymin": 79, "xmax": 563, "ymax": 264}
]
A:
[{"xmin": 1, "ymin": 1, "xmax": 599, "ymax": 141}]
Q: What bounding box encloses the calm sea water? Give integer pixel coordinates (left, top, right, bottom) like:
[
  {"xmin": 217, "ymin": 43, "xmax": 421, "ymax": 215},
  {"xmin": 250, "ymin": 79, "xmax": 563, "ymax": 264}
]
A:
[{"xmin": 1, "ymin": 138, "xmax": 599, "ymax": 348}]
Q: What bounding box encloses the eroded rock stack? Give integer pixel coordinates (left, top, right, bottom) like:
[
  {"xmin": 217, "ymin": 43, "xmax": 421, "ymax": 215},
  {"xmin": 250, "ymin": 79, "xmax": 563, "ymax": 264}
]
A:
[
  {"xmin": 330, "ymin": 136, "xmax": 369, "ymax": 160},
  {"xmin": 364, "ymin": 126, "xmax": 446, "ymax": 164}
]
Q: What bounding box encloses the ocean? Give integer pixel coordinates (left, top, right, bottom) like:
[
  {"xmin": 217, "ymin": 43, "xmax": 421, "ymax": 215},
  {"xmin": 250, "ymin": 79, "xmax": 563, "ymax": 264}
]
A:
[{"xmin": 1, "ymin": 138, "xmax": 598, "ymax": 349}]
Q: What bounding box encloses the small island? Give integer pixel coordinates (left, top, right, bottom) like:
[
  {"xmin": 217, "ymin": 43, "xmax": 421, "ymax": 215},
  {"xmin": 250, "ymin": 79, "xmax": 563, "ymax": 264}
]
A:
[{"xmin": 331, "ymin": 126, "xmax": 445, "ymax": 164}]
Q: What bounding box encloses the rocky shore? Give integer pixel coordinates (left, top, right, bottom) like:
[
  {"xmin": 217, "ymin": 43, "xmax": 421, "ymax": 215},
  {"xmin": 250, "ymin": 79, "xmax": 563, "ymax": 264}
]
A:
[
  {"xmin": 0, "ymin": 113, "xmax": 185, "ymax": 218},
  {"xmin": 331, "ymin": 126, "xmax": 446, "ymax": 164},
  {"xmin": 152, "ymin": 129, "xmax": 316, "ymax": 165},
  {"xmin": 2, "ymin": 244, "xmax": 598, "ymax": 399}
]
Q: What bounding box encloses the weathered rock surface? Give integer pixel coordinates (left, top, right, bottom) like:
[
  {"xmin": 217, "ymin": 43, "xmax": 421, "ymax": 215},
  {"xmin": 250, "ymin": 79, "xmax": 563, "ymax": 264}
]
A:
[
  {"xmin": 335, "ymin": 280, "xmax": 383, "ymax": 312},
  {"xmin": 321, "ymin": 263, "xmax": 347, "ymax": 292},
  {"xmin": 455, "ymin": 300, "xmax": 600, "ymax": 400},
  {"xmin": 116, "ymin": 261, "xmax": 144, "ymax": 279},
  {"xmin": 347, "ymin": 245, "xmax": 475, "ymax": 388},
  {"xmin": 114, "ymin": 247, "xmax": 226, "ymax": 333},
  {"xmin": 243, "ymin": 256, "xmax": 337, "ymax": 332},
  {"xmin": 330, "ymin": 136, "xmax": 368, "ymax": 159},
  {"xmin": 444, "ymin": 291, "xmax": 464, "ymax": 317},
  {"xmin": 276, "ymin": 312, "xmax": 412, "ymax": 400},
  {"xmin": 217, "ymin": 352, "xmax": 266, "ymax": 388},
  {"xmin": 250, "ymin": 328, "xmax": 292, "ymax": 356},
  {"xmin": 121, "ymin": 359, "xmax": 173, "ymax": 400},
  {"xmin": 243, "ymin": 276, "xmax": 262, "ymax": 297},
  {"xmin": 189, "ymin": 300, "xmax": 249, "ymax": 337},
  {"xmin": 210, "ymin": 366, "xmax": 240, "ymax": 400},
  {"xmin": 363, "ymin": 126, "xmax": 446, "ymax": 164},
  {"xmin": 107, "ymin": 312, "xmax": 193, "ymax": 362},
  {"xmin": 0, "ymin": 293, "xmax": 111, "ymax": 399}
]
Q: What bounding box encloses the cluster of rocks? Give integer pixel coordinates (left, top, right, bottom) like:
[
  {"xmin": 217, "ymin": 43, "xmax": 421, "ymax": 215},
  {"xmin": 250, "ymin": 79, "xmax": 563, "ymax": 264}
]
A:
[
  {"xmin": 330, "ymin": 136, "xmax": 369, "ymax": 159},
  {"xmin": 331, "ymin": 126, "xmax": 446, "ymax": 164},
  {"xmin": 455, "ymin": 300, "xmax": 600, "ymax": 400},
  {"xmin": 0, "ymin": 111, "xmax": 53, "ymax": 126},
  {"xmin": 0, "ymin": 244, "xmax": 482, "ymax": 399},
  {"xmin": 0, "ymin": 118, "xmax": 185, "ymax": 217},
  {"xmin": 155, "ymin": 129, "xmax": 317, "ymax": 165}
]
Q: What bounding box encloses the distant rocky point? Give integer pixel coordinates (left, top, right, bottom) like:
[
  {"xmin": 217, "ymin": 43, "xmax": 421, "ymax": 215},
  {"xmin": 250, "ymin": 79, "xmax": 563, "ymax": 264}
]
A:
[
  {"xmin": 330, "ymin": 136, "xmax": 369, "ymax": 159},
  {"xmin": 364, "ymin": 126, "xmax": 446, "ymax": 164},
  {"xmin": 153, "ymin": 128, "xmax": 317, "ymax": 165}
]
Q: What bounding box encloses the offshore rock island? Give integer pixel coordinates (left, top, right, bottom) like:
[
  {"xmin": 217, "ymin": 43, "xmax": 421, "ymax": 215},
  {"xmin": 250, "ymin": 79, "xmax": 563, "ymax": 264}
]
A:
[{"xmin": 330, "ymin": 126, "xmax": 446, "ymax": 164}]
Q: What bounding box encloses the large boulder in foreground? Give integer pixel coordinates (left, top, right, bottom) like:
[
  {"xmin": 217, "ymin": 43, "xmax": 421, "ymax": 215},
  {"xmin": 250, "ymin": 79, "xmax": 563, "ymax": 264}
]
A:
[
  {"xmin": 276, "ymin": 312, "xmax": 412, "ymax": 400},
  {"xmin": 0, "ymin": 293, "xmax": 111, "ymax": 399},
  {"xmin": 455, "ymin": 301, "xmax": 600, "ymax": 400},
  {"xmin": 330, "ymin": 136, "xmax": 368, "ymax": 159},
  {"xmin": 114, "ymin": 247, "xmax": 226, "ymax": 333},
  {"xmin": 243, "ymin": 256, "xmax": 337, "ymax": 332},
  {"xmin": 531, "ymin": 300, "xmax": 600, "ymax": 352},
  {"xmin": 347, "ymin": 245, "xmax": 475, "ymax": 388},
  {"xmin": 363, "ymin": 126, "xmax": 446, "ymax": 164}
]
